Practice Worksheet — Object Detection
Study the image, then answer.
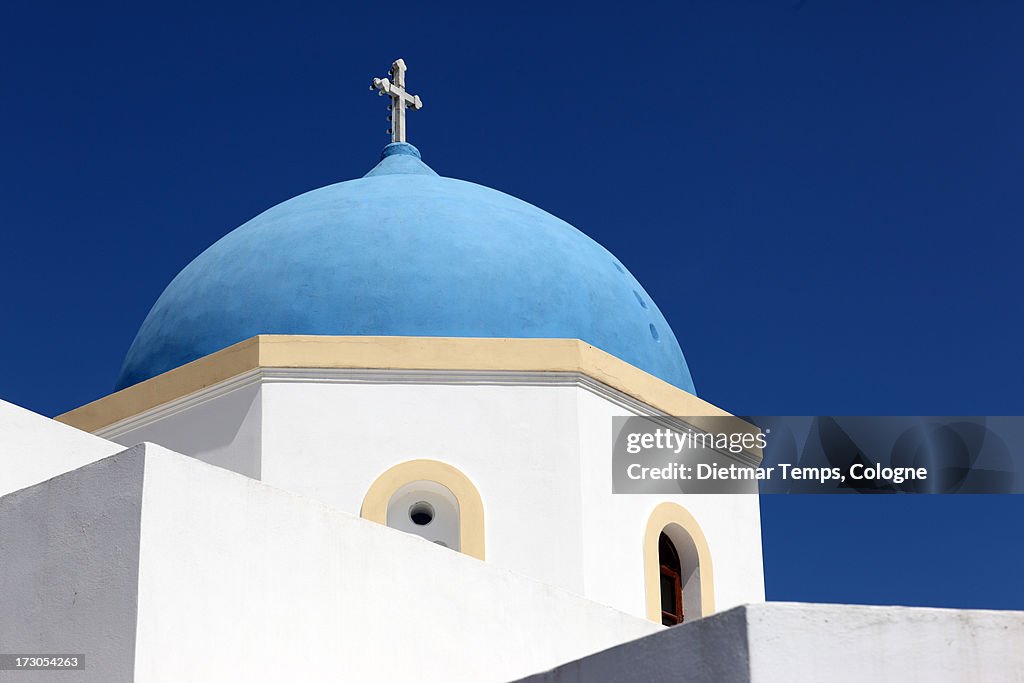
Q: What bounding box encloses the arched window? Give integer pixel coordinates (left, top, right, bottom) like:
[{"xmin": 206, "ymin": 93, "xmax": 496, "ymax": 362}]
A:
[
  {"xmin": 644, "ymin": 502, "xmax": 715, "ymax": 624},
  {"xmin": 659, "ymin": 532, "xmax": 684, "ymax": 625},
  {"xmin": 361, "ymin": 459, "xmax": 486, "ymax": 560}
]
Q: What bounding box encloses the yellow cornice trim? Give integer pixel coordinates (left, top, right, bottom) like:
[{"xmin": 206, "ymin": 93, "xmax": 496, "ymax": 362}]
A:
[
  {"xmin": 360, "ymin": 459, "xmax": 486, "ymax": 560},
  {"xmin": 57, "ymin": 335, "xmax": 744, "ymax": 437},
  {"xmin": 57, "ymin": 336, "xmax": 263, "ymax": 434}
]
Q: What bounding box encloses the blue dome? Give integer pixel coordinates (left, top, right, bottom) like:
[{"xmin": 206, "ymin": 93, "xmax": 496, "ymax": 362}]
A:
[{"xmin": 117, "ymin": 143, "xmax": 695, "ymax": 393}]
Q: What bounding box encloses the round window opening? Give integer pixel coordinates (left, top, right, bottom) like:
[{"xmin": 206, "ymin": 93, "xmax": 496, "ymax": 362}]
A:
[{"xmin": 409, "ymin": 501, "xmax": 435, "ymax": 526}]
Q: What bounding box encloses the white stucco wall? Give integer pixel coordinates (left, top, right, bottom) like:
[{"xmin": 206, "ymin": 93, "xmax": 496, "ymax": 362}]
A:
[
  {"xmin": 134, "ymin": 443, "xmax": 660, "ymax": 682},
  {"xmin": 8, "ymin": 401, "xmax": 1014, "ymax": 682},
  {"xmin": 0, "ymin": 398, "xmax": 122, "ymax": 497},
  {"xmin": 100, "ymin": 371, "xmax": 765, "ymax": 623},
  {"xmin": 575, "ymin": 389, "xmax": 766, "ymax": 616},
  {"xmin": 747, "ymin": 602, "xmax": 1024, "ymax": 682},
  {"xmin": 0, "ymin": 442, "xmax": 659, "ymax": 681},
  {"xmin": 104, "ymin": 380, "xmax": 261, "ymax": 479},
  {"xmin": 259, "ymin": 378, "xmax": 588, "ymax": 594},
  {"xmin": 516, "ymin": 602, "xmax": 1024, "ymax": 683},
  {"xmin": 0, "ymin": 445, "xmax": 146, "ymax": 682}
]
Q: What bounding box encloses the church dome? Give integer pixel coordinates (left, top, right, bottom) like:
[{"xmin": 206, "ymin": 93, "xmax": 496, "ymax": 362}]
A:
[{"xmin": 116, "ymin": 143, "xmax": 695, "ymax": 393}]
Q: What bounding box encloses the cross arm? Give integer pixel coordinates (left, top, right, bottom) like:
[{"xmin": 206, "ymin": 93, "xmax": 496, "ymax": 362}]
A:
[{"xmin": 371, "ymin": 78, "xmax": 422, "ymax": 109}]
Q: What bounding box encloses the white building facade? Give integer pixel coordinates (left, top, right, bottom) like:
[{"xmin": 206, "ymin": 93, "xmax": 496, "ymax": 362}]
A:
[{"xmin": 58, "ymin": 335, "xmax": 766, "ymax": 624}]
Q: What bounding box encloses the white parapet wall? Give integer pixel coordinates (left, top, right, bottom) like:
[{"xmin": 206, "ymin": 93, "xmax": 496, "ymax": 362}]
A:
[
  {"xmin": 747, "ymin": 602, "xmax": 1024, "ymax": 681},
  {"xmin": 515, "ymin": 602, "xmax": 1024, "ymax": 683},
  {"xmin": 0, "ymin": 398, "xmax": 123, "ymax": 497},
  {"xmin": 0, "ymin": 443, "xmax": 660, "ymax": 682}
]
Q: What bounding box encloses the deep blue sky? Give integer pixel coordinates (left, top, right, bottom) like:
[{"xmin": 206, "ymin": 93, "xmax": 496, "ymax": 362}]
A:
[{"xmin": 2, "ymin": 2, "xmax": 1022, "ymax": 609}]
